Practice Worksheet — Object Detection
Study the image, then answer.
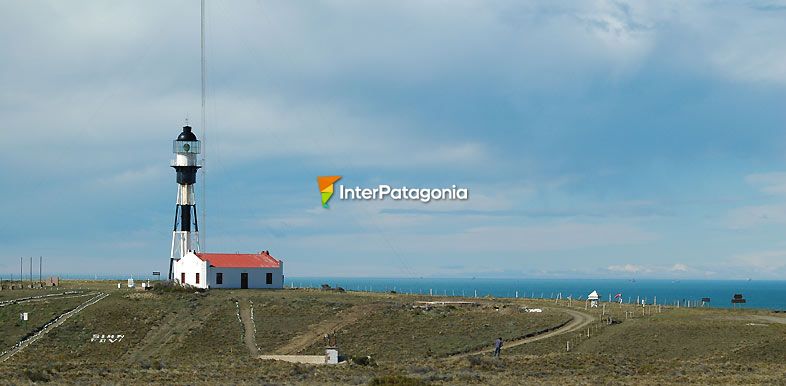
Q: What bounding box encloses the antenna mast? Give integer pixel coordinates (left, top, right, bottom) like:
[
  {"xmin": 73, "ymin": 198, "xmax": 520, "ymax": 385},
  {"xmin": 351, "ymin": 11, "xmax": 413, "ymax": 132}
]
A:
[{"xmin": 200, "ymin": 0, "xmax": 206, "ymax": 249}]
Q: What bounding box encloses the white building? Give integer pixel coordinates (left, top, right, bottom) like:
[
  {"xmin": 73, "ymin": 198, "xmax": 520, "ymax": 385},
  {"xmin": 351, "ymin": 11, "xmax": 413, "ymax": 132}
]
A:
[
  {"xmin": 173, "ymin": 251, "xmax": 283, "ymax": 289},
  {"xmin": 588, "ymin": 290, "xmax": 600, "ymax": 308}
]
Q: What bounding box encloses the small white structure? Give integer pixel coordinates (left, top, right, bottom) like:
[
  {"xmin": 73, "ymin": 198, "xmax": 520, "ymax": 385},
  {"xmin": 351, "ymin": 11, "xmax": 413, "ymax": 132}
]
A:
[
  {"xmin": 173, "ymin": 251, "xmax": 283, "ymax": 289},
  {"xmin": 588, "ymin": 290, "xmax": 600, "ymax": 308},
  {"xmin": 325, "ymin": 348, "xmax": 339, "ymax": 364}
]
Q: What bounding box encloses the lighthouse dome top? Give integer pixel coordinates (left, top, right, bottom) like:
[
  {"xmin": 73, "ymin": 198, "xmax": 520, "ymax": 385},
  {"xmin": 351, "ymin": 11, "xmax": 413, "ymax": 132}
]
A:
[{"xmin": 176, "ymin": 125, "xmax": 198, "ymax": 141}]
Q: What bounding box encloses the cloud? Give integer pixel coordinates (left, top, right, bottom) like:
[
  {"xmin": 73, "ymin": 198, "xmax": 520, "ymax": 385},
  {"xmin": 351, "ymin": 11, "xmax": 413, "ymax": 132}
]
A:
[
  {"xmin": 728, "ymin": 249, "xmax": 786, "ymax": 275},
  {"xmin": 607, "ymin": 264, "xmax": 649, "ymax": 274},
  {"xmin": 2, "ymin": 1, "xmax": 786, "ymax": 278},
  {"xmin": 745, "ymin": 172, "xmax": 786, "ymax": 195},
  {"xmin": 670, "ymin": 263, "xmax": 689, "ymax": 272}
]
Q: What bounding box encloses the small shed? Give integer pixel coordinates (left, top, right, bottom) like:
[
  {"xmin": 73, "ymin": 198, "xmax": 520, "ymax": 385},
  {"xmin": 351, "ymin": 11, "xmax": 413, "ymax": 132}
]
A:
[{"xmin": 588, "ymin": 290, "xmax": 600, "ymax": 308}]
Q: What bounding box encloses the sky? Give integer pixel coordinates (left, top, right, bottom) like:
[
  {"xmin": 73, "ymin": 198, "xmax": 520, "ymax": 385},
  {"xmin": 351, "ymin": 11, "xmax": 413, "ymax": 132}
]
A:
[{"xmin": 2, "ymin": 0, "xmax": 786, "ymax": 280}]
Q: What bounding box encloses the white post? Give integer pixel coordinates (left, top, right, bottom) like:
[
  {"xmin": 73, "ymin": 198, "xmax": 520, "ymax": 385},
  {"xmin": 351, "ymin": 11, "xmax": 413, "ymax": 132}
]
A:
[{"xmin": 515, "ymin": 291, "xmax": 518, "ymax": 298}]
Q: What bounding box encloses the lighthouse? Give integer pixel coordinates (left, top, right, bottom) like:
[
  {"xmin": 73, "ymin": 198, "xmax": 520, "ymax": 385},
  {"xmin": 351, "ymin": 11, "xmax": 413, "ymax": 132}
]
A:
[{"xmin": 169, "ymin": 125, "xmax": 201, "ymax": 280}]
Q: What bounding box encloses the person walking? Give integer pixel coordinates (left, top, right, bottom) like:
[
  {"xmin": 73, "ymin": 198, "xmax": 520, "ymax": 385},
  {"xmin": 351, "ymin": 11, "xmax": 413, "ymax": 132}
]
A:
[{"xmin": 493, "ymin": 337, "xmax": 503, "ymax": 357}]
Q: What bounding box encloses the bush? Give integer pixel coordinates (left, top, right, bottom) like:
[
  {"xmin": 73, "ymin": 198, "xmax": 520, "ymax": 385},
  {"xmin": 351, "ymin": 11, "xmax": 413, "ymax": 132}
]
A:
[
  {"xmin": 25, "ymin": 369, "xmax": 51, "ymax": 383},
  {"xmin": 466, "ymin": 355, "xmax": 505, "ymax": 371},
  {"xmin": 150, "ymin": 280, "xmax": 206, "ymax": 294},
  {"xmin": 289, "ymin": 363, "xmax": 309, "ymax": 378},
  {"xmin": 351, "ymin": 355, "xmax": 377, "ymax": 367},
  {"xmin": 368, "ymin": 375, "xmax": 428, "ymax": 385}
]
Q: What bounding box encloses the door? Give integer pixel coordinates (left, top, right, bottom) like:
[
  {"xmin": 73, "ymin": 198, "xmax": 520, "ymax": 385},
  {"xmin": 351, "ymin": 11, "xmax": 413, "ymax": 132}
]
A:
[
  {"xmin": 181, "ymin": 272, "xmax": 185, "ymax": 284},
  {"xmin": 240, "ymin": 273, "xmax": 248, "ymax": 289}
]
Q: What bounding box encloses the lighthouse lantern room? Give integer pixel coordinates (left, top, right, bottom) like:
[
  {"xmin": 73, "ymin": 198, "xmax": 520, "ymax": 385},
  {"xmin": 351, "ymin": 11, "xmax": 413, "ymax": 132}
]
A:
[{"xmin": 169, "ymin": 125, "xmax": 201, "ymax": 280}]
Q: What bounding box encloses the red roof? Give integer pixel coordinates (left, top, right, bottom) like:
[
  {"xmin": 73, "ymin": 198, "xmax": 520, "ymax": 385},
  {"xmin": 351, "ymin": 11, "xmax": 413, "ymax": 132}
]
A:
[{"xmin": 195, "ymin": 251, "xmax": 281, "ymax": 268}]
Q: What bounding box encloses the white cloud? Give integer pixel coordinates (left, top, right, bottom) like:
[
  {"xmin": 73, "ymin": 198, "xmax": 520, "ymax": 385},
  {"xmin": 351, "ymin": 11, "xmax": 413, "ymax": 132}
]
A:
[
  {"xmin": 670, "ymin": 263, "xmax": 689, "ymax": 272},
  {"xmin": 745, "ymin": 172, "xmax": 786, "ymax": 195},
  {"xmin": 607, "ymin": 264, "xmax": 649, "ymax": 274},
  {"xmin": 728, "ymin": 249, "xmax": 786, "ymax": 274}
]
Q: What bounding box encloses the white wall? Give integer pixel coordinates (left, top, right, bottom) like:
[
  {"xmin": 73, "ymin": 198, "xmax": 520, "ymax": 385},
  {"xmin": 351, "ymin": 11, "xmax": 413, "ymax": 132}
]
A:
[
  {"xmin": 208, "ymin": 263, "xmax": 284, "ymax": 289},
  {"xmin": 172, "ymin": 252, "xmax": 208, "ymax": 289}
]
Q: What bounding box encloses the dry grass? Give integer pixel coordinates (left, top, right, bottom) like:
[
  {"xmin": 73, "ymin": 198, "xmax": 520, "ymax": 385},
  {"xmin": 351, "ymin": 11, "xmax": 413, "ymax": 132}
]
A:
[
  {"xmin": 300, "ymin": 302, "xmax": 569, "ymax": 360},
  {"xmin": 0, "ymin": 281, "xmax": 785, "ymax": 384},
  {"xmin": 0, "ymin": 296, "xmax": 87, "ymax": 349}
]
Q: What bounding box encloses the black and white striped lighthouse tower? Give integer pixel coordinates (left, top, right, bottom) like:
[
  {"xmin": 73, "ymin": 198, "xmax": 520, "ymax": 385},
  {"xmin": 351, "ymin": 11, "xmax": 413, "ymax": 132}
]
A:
[{"xmin": 169, "ymin": 125, "xmax": 202, "ymax": 280}]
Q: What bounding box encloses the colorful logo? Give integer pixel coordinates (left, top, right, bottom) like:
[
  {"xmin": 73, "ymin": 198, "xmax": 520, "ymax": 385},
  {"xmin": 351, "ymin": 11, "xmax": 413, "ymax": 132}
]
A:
[{"xmin": 317, "ymin": 176, "xmax": 342, "ymax": 208}]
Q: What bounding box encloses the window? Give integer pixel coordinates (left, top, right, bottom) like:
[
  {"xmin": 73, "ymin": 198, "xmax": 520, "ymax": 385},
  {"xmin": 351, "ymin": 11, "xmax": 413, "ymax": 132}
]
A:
[
  {"xmin": 172, "ymin": 140, "xmax": 201, "ymax": 154},
  {"xmin": 195, "ymin": 273, "xmax": 200, "ymax": 284},
  {"xmin": 181, "ymin": 272, "xmax": 185, "ymax": 284},
  {"xmin": 266, "ymin": 272, "xmax": 273, "ymax": 285},
  {"xmin": 216, "ymin": 272, "xmax": 223, "ymax": 285}
]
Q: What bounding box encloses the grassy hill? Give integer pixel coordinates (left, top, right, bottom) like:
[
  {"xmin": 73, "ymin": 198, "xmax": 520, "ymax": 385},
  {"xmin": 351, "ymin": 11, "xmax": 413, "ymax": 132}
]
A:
[{"xmin": 0, "ymin": 280, "xmax": 784, "ymax": 384}]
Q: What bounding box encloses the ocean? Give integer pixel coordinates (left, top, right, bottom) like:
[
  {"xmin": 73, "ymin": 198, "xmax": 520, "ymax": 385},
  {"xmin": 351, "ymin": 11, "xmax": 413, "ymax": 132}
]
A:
[{"xmin": 286, "ymin": 277, "xmax": 786, "ymax": 310}]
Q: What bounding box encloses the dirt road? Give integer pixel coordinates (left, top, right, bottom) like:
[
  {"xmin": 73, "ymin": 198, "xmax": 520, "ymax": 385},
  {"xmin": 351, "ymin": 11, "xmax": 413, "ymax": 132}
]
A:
[
  {"xmin": 239, "ymin": 300, "xmax": 259, "ymax": 357},
  {"xmin": 274, "ymin": 303, "xmax": 378, "ymax": 355},
  {"xmin": 451, "ymin": 308, "xmax": 595, "ymax": 358}
]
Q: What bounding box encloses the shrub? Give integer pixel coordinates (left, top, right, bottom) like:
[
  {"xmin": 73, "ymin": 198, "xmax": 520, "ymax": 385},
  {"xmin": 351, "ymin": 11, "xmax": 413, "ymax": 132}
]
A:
[
  {"xmin": 150, "ymin": 280, "xmax": 205, "ymax": 294},
  {"xmin": 25, "ymin": 369, "xmax": 51, "ymax": 383},
  {"xmin": 369, "ymin": 375, "xmax": 428, "ymax": 385},
  {"xmin": 351, "ymin": 355, "xmax": 377, "ymax": 367},
  {"xmin": 466, "ymin": 355, "xmax": 505, "ymax": 371}
]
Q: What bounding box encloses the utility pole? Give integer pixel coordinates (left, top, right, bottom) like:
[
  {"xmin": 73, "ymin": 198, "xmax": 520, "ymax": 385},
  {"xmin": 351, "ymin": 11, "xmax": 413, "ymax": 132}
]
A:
[
  {"xmin": 29, "ymin": 257, "xmax": 33, "ymax": 285},
  {"xmin": 200, "ymin": 0, "xmax": 207, "ymax": 250},
  {"xmin": 39, "ymin": 256, "xmax": 42, "ymax": 283}
]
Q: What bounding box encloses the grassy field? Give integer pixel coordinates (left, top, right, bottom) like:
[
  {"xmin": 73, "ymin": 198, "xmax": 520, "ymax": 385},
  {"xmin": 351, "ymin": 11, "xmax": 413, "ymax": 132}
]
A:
[
  {"xmin": 0, "ymin": 295, "xmax": 87, "ymax": 349},
  {"xmin": 0, "ymin": 281, "xmax": 785, "ymax": 384},
  {"xmin": 242, "ymin": 290, "xmax": 359, "ymax": 353},
  {"xmin": 299, "ymin": 300, "xmax": 569, "ymax": 360}
]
